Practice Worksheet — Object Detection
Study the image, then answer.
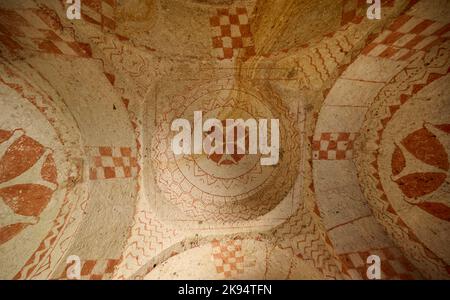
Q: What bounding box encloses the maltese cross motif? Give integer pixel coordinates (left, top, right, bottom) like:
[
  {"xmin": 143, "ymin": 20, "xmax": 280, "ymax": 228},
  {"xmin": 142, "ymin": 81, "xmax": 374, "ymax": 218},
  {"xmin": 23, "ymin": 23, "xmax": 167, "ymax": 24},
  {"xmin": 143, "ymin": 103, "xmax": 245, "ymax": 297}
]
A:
[
  {"xmin": 0, "ymin": 129, "xmax": 58, "ymax": 245},
  {"xmin": 204, "ymin": 121, "xmax": 250, "ymax": 166}
]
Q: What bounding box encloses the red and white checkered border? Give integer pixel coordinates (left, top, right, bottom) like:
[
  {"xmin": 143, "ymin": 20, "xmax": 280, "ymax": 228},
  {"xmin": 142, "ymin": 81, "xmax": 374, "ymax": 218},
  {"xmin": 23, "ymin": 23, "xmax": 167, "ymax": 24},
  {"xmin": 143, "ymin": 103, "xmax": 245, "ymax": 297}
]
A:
[
  {"xmin": 87, "ymin": 146, "xmax": 138, "ymax": 180},
  {"xmin": 312, "ymin": 132, "xmax": 357, "ymax": 160},
  {"xmin": 211, "ymin": 239, "xmax": 244, "ymax": 278},
  {"xmin": 209, "ymin": 7, "xmax": 255, "ymax": 60}
]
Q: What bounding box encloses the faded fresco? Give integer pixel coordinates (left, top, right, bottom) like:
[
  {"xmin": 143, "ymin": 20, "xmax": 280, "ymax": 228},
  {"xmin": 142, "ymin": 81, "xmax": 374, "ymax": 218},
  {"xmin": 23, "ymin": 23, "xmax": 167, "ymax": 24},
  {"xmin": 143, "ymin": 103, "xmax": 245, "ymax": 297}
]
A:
[{"xmin": 0, "ymin": 0, "xmax": 449, "ymax": 279}]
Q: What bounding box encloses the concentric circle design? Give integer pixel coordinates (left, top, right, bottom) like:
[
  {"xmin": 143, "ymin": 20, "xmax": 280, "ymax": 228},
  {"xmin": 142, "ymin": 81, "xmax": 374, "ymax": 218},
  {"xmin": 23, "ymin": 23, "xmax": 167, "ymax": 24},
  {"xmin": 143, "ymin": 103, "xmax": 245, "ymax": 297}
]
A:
[
  {"xmin": 151, "ymin": 81, "xmax": 300, "ymax": 222},
  {"xmin": 376, "ymin": 75, "xmax": 450, "ymax": 250},
  {"xmin": 355, "ymin": 50, "xmax": 450, "ymax": 277}
]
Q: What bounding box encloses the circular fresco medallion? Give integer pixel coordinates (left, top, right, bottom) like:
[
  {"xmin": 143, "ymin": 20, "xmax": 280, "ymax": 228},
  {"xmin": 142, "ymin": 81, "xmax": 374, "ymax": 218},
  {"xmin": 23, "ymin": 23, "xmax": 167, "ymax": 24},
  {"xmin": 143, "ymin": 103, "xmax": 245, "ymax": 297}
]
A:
[
  {"xmin": 356, "ymin": 53, "xmax": 450, "ymax": 277},
  {"xmin": 0, "ymin": 67, "xmax": 86, "ymax": 279},
  {"xmin": 377, "ymin": 75, "xmax": 450, "ymax": 260},
  {"xmin": 151, "ymin": 80, "xmax": 300, "ymax": 222}
]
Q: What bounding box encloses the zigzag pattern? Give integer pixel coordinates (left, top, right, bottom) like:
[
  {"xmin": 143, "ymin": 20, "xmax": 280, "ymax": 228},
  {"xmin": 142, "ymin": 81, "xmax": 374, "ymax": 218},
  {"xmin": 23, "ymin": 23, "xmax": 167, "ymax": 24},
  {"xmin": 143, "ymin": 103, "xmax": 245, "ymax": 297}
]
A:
[
  {"xmin": 113, "ymin": 208, "xmax": 179, "ymax": 279},
  {"xmin": 270, "ymin": 204, "xmax": 345, "ymax": 279}
]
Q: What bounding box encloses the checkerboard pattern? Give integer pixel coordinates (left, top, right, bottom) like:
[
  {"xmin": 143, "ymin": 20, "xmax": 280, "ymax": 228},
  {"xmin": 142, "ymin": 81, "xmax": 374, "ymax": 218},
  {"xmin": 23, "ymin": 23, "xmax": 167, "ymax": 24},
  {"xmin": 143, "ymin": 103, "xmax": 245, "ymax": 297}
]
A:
[
  {"xmin": 82, "ymin": 0, "xmax": 116, "ymax": 32},
  {"xmin": 59, "ymin": 258, "xmax": 120, "ymax": 280},
  {"xmin": 0, "ymin": 8, "xmax": 92, "ymax": 57},
  {"xmin": 209, "ymin": 7, "xmax": 256, "ymax": 60},
  {"xmin": 340, "ymin": 247, "xmax": 420, "ymax": 279},
  {"xmin": 87, "ymin": 146, "xmax": 138, "ymax": 180},
  {"xmin": 312, "ymin": 132, "xmax": 357, "ymax": 160},
  {"xmin": 211, "ymin": 239, "xmax": 244, "ymax": 278},
  {"xmin": 363, "ymin": 14, "xmax": 450, "ymax": 60}
]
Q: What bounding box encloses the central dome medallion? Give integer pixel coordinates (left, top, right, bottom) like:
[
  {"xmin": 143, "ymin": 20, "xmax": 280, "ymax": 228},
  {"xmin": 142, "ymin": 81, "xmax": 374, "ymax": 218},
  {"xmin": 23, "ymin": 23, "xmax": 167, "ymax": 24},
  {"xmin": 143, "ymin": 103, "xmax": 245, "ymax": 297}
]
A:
[{"xmin": 150, "ymin": 80, "xmax": 300, "ymax": 222}]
